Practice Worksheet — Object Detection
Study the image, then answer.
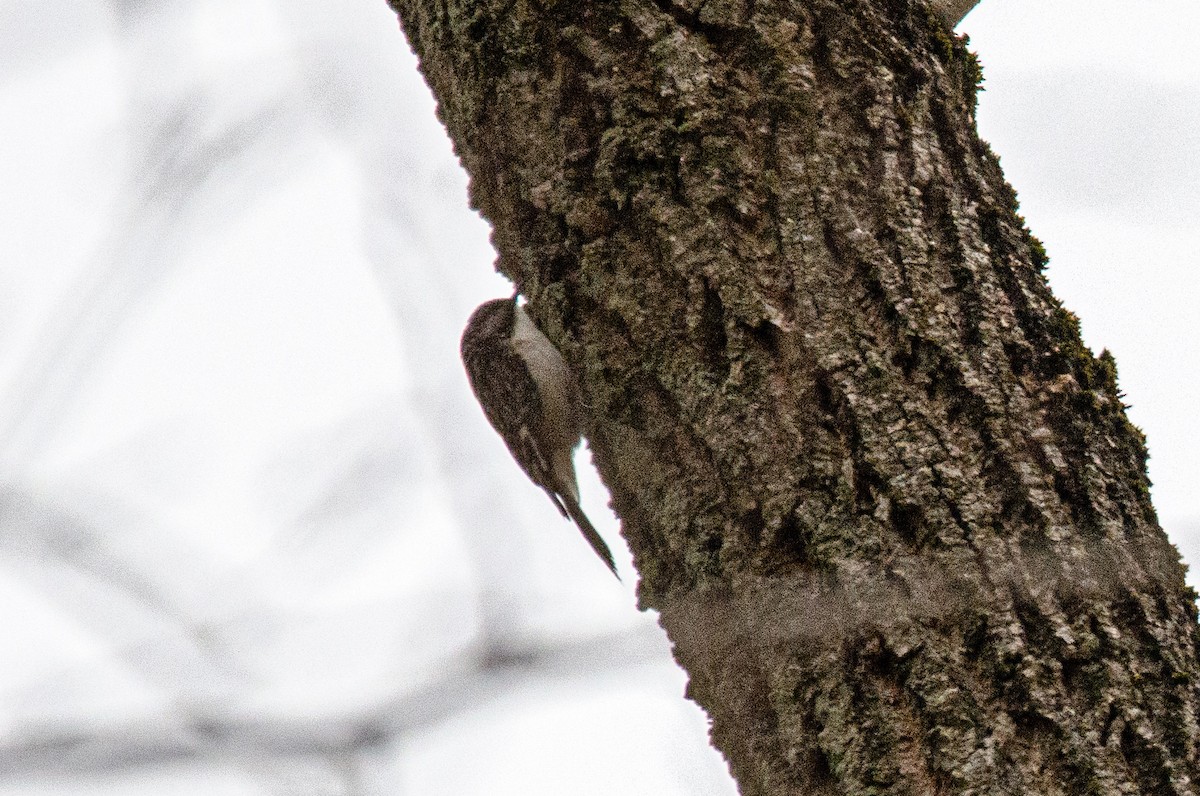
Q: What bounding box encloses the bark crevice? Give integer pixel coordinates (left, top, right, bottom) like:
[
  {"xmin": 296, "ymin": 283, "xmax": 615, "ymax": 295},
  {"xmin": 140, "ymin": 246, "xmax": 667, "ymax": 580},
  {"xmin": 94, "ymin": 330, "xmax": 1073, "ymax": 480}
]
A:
[{"xmin": 389, "ymin": 0, "xmax": 1200, "ymax": 792}]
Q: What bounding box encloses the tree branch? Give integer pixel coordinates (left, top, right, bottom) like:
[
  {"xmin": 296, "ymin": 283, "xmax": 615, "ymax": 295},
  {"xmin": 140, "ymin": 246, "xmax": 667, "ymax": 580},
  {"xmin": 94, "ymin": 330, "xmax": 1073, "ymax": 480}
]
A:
[{"xmin": 389, "ymin": 1, "xmax": 1200, "ymax": 792}]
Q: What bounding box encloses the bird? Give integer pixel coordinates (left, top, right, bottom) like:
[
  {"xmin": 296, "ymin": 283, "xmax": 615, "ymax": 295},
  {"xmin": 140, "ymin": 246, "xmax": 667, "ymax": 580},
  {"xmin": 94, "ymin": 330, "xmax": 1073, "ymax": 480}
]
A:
[{"xmin": 460, "ymin": 295, "xmax": 619, "ymax": 579}]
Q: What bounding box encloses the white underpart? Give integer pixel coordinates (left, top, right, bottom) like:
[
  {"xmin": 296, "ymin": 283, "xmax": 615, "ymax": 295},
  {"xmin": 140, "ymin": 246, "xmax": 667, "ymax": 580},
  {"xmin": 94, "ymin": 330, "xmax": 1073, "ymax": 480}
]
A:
[{"xmin": 510, "ymin": 304, "xmax": 581, "ymax": 500}]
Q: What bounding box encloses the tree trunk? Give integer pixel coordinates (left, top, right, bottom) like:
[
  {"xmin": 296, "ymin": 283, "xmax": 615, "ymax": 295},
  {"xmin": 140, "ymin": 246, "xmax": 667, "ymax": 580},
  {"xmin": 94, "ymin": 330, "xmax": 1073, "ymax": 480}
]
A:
[{"xmin": 386, "ymin": 0, "xmax": 1200, "ymax": 792}]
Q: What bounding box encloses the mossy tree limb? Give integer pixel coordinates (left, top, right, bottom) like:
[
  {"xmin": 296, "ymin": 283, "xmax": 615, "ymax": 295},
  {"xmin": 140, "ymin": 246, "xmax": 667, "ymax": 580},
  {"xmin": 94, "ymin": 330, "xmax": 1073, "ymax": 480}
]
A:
[{"xmin": 387, "ymin": 0, "xmax": 1200, "ymax": 792}]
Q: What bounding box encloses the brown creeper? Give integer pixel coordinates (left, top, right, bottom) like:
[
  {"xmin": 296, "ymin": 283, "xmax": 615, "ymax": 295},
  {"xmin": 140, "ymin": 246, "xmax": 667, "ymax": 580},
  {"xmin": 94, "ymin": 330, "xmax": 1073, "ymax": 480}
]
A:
[{"xmin": 460, "ymin": 296, "xmax": 619, "ymax": 579}]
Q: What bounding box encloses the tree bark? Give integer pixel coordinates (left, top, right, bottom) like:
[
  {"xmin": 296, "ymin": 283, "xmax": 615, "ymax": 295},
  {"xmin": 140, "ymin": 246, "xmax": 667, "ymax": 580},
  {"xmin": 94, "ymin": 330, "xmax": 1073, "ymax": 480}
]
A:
[{"xmin": 387, "ymin": 0, "xmax": 1200, "ymax": 792}]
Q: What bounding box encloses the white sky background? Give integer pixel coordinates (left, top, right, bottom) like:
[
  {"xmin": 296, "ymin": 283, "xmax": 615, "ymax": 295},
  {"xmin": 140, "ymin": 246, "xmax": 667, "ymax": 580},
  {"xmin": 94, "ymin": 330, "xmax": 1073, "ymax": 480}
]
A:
[{"xmin": 0, "ymin": 0, "xmax": 1196, "ymax": 793}]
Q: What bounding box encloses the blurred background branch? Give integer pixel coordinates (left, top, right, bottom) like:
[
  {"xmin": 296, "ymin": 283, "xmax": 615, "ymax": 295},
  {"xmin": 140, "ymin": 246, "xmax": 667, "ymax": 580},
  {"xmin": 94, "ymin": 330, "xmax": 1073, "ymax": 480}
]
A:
[{"xmin": 0, "ymin": 0, "xmax": 1197, "ymax": 793}]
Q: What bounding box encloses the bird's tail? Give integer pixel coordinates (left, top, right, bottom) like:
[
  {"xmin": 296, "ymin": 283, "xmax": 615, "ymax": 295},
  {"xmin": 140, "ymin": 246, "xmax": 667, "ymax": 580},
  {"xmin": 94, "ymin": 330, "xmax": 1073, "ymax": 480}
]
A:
[{"xmin": 561, "ymin": 493, "xmax": 620, "ymax": 580}]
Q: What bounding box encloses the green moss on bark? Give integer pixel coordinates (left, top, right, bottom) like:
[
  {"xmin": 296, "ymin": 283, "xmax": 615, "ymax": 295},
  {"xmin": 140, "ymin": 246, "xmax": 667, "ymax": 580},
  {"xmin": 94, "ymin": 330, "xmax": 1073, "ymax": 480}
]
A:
[{"xmin": 389, "ymin": 0, "xmax": 1200, "ymax": 792}]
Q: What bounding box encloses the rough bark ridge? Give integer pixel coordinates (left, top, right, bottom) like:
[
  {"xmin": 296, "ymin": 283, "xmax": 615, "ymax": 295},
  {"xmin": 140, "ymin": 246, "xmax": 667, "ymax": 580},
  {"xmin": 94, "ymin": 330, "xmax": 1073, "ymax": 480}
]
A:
[{"xmin": 387, "ymin": 0, "xmax": 1200, "ymax": 792}]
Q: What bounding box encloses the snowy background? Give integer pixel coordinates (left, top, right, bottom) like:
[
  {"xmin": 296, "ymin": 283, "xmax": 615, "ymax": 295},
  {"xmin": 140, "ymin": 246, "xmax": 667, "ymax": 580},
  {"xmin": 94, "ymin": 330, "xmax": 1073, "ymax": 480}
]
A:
[{"xmin": 0, "ymin": 1, "xmax": 1196, "ymax": 793}]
